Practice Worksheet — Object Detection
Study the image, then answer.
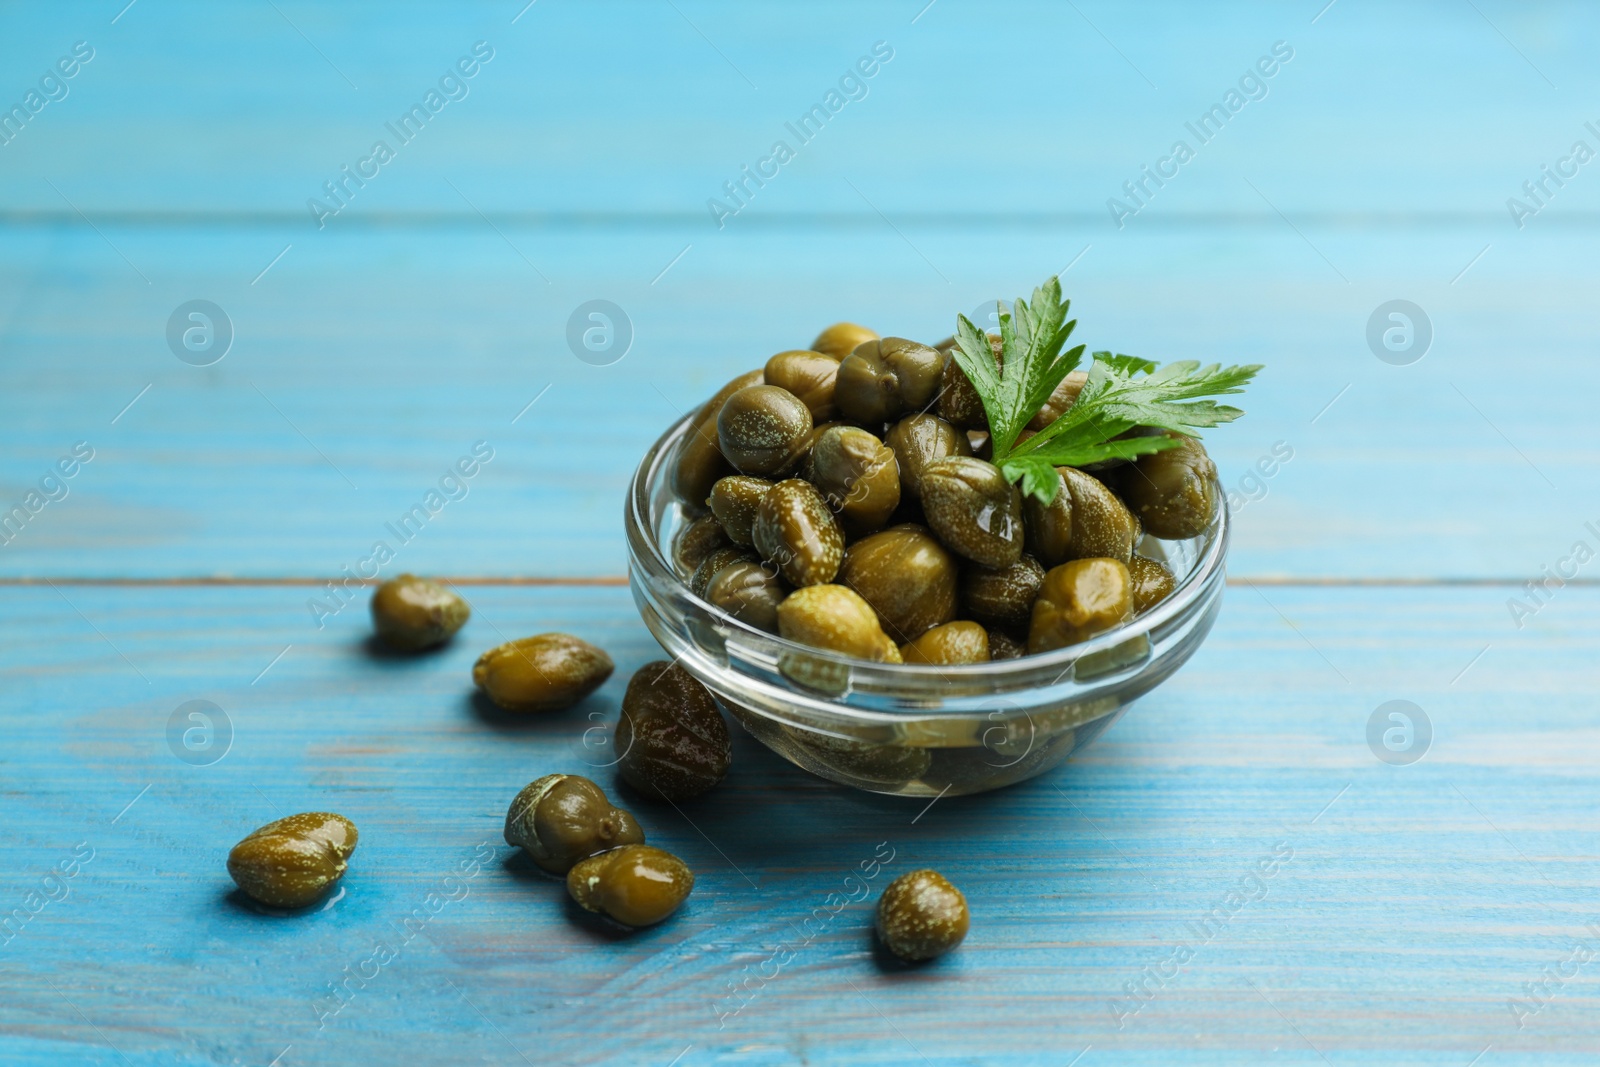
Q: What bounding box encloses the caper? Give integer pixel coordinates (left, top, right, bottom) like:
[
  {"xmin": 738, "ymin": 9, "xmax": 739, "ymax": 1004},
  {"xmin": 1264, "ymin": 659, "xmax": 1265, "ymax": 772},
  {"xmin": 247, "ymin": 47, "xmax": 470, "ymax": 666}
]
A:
[
  {"xmin": 834, "ymin": 337, "xmax": 946, "ymax": 424},
  {"xmin": 616, "ymin": 661, "xmax": 731, "ymax": 801},
  {"xmin": 369, "ymin": 573, "xmax": 470, "ymax": 651},
  {"xmin": 567, "ymin": 844, "xmax": 693, "ymax": 927},
  {"xmin": 876, "ymin": 868, "xmax": 969, "ymax": 961},
  {"xmin": 937, "ymin": 333, "xmax": 1000, "ymax": 429},
  {"xmin": 1027, "ymin": 558, "xmax": 1134, "ymax": 654},
  {"xmin": 752, "ymin": 479, "xmax": 844, "ymax": 587},
  {"xmin": 838, "ymin": 524, "xmax": 957, "ymax": 642},
  {"xmin": 1025, "ymin": 370, "xmax": 1088, "ymax": 431},
  {"xmin": 884, "ymin": 414, "xmax": 973, "ymax": 502},
  {"xmin": 672, "ymin": 370, "xmax": 763, "ymax": 504},
  {"xmin": 901, "ymin": 621, "xmax": 989, "ymax": 665},
  {"xmin": 672, "ymin": 514, "xmax": 731, "ymax": 578},
  {"xmin": 782, "ymin": 728, "xmax": 931, "ymax": 788},
  {"xmin": 987, "ymin": 629, "xmax": 1025, "ymax": 660},
  {"xmin": 473, "ymin": 633, "xmax": 614, "ymax": 712},
  {"xmin": 777, "ymin": 584, "xmax": 902, "ymax": 663},
  {"xmin": 810, "ymin": 322, "xmax": 879, "ymax": 360},
  {"xmin": 764, "ymin": 349, "xmax": 841, "ymax": 420},
  {"xmin": 708, "ymin": 475, "xmax": 772, "ymax": 546},
  {"xmin": 1025, "ymin": 466, "xmax": 1138, "ymax": 567},
  {"xmin": 960, "ymin": 555, "xmax": 1045, "ymax": 636},
  {"xmin": 1128, "ymin": 554, "xmax": 1177, "ymax": 613},
  {"xmin": 227, "ymin": 812, "xmax": 358, "ymax": 909},
  {"xmin": 691, "ymin": 545, "xmax": 755, "ymax": 598},
  {"xmin": 1114, "ymin": 434, "xmax": 1217, "ymax": 539},
  {"xmin": 504, "ymin": 773, "xmax": 644, "ymax": 874},
  {"xmin": 920, "ymin": 457, "xmax": 1025, "ymax": 568},
  {"xmin": 808, "ymin": 425, "xmax": 901, "ymax": 536},
  {"xmin": 717, "ymin": 385, "xmax": 813, "ymax": 477},
  {"xmin": 704, "ymin": 559, "xmax": 788, "ymax": 632}
]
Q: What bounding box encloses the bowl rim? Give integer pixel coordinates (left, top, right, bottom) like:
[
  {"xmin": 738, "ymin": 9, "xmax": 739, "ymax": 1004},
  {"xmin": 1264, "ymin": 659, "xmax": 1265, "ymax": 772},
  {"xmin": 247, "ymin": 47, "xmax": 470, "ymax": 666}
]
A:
[{"xmin": 626, "ymin": 405, "xmax": 1230, "ymax": 688}]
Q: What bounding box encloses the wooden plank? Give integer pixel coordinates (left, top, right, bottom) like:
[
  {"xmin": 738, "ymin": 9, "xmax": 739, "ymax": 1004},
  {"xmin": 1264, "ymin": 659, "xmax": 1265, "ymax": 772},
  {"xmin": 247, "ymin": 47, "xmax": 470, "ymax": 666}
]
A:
[{"xmin": 1, "ymin": 583, "xmax": 1595, "ymax": 1064}]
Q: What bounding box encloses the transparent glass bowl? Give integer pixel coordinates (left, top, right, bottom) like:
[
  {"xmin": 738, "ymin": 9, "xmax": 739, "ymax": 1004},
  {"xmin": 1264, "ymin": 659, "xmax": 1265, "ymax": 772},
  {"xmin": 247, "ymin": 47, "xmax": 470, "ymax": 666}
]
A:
[{"xmin": 625, "ymin": 409, "xmax": 1229, "ymax": 796}]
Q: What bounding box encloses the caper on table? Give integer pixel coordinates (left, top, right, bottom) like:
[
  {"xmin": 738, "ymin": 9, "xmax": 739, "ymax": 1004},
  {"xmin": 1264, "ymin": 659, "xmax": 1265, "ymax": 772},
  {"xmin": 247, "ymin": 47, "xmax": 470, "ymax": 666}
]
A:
[
  {"xmin": 228, "ymin": 812, "xmax": 358, "ymax": 909},
  {"xmin": 504, "ymin": 773, "xmax": 644, "ymax": 874},
  {"xmin": 369, "ymin": 573, "xmax": 469, "ymax": 651},
  {"xmin": 616, "ymin": 661, "xmax": 731, "ymax": 801},
  {"xmin": 567, "ymin": 844, "xmax": 694, "ymax": 927},
  {"xmin": 876, "ymin": 868, "xmax": 969, "ymax": 961},
  {"xmin": 474, "ymin": 633, "xmax": 614, "ymax": 712}
]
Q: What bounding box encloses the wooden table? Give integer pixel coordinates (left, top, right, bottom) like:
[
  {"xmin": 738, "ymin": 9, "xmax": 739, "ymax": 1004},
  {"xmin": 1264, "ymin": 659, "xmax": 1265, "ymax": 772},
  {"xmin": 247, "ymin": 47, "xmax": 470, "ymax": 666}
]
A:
[{"xmin": 3, "ymin": 3, "xmax": 1597, "ymax": 1063}]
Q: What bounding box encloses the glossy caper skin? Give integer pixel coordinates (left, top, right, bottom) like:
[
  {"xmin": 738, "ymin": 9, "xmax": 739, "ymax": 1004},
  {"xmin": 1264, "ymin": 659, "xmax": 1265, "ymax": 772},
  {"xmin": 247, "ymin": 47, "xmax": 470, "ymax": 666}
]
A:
[
  {"xmin": 834, "ymin": 337, "xmax": 946, "ymax": 424},
  {"xmin": 960, "ymin": 555, "xmax": 1046, "ymax": 636},
  {"xmin": 228, "ymin": 812, "xmax": 358, "ymax": 909},
  {"xmin": 1026, "ymin": 370, "xmax": 1088, "ymax": 431},
  {"xmin": 473, "ymin": 633, "xmax": 614, "ymax": 712},
  {"xmin": 616, "ymin": 661, "xmax": 731, "ymax": 801},
  {"xmin": 717, "ymin": 385, "xmax": 814, "ymax": 477},
  {"xmin": 901, "ymin": 621, "xmax": 990, "ymax": 665},
  {"xmin": 937, "ymin": 333, "xmax": 1001, "ymax": 429},
  {"xmin": 765, "ymin": 349, "xmax": 841, "ymax": 420},
  {"xmin": 876, "ymin": 869, "xmax": 969, "ymax": 961},
  {"xmin": 1027, "ymin": 558, "xmax": 1134, "ymax": 654},
  {"xmin": 1026, "ymin": 466, "xmax": 1139, "ymax": 567},
  {"xmin": 1128, "ymin": 554, "xmax": 1177, "ymax": 613},
  {"xmin": 691, "ymin": 545, "xmax": 754, "ymax": 598},
  {"xmin": 708, "ymin": 475, "xmax": 772, "ymax": 546},
  {"xmin": 369, "ymin": 574, "xmax": 470, "ymax": 651},
  {"xmin": 504, "ymin": 774, "xmax": 645, "ymax": 874},
  {"xmin": 839, "ymin": 524, "xmax": 958, "ymax": 642},
  {"xmin": 777, "ymin": 584, "xmax": 902, "ymax": 663},
  {"xmin": 672, "ymin": 370, "xmax": 763, "ymax": 504},
  {"xmin": 567, "ymin": 844, "xmax": 694, "ymax": 927},
  {"xmin": 672, "ymin": 514, "xmax": 731, "ymax": 578},
  {"xmin": 884, "ymin": 414, "xmax": 973, "ymax": 502},
  {"xmin": 920, "ymin": 456, "xmax": 1025, "ymax": 568},
  {"xmin": 1115, "ymin": 434, "xmax": 1217, "ymax": 540},
  {"xmin": 752, "ymin": 479, "xmax": 844, "ymax": 587},
  {"xmin": 703, "ymin": 558, "xmax": 787, "ymax": 632},
  {"xmin": 811, "ymin": 322, "xmax": 879, "ymax": 360},
  {"xmin": 987, "ymin": 629, "xmax": 1025, "ymax": 660},
  {"xmin": 808, "ymin": 425, "xmax": 901, "ymax": 536}
]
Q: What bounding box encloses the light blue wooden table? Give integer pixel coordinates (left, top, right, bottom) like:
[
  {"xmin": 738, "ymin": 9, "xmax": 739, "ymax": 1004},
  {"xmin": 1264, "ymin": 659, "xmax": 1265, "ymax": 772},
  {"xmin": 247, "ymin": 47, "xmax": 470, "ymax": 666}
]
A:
[{"xmin": 4, "ymin": 2, "xmax": 1598, "ymax": 1063}]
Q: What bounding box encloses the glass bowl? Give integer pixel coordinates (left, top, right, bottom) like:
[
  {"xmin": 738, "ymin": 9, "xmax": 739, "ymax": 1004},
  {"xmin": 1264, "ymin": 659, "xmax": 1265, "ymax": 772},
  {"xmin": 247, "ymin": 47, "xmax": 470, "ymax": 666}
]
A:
[{"xmin": 624, "ymin": 408, "xmax": 1229, "ymax": 796}]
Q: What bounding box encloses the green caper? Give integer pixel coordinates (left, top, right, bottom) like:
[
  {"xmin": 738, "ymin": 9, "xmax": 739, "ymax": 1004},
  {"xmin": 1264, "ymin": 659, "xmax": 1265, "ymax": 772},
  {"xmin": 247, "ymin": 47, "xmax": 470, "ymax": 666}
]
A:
[
  {"xmin": 717, "ymin": 385, "xmax": 814, "ymax": 477},
  {"xmin": 672, "ymin": 514, "xmax": 731, "ymax": 578},
  {"xmin": 959, "ymin": 555, "xmax": 1045, "ymax": 636},
  {"xmin": 884, "ymin": 414, "xmax": 973, "ymax": 502},
  {"xmin": 473, "ymin": 633, "xmax": 614, "ymax": 712},
  {"xmin": 567, "ymin": 844, "xmax": 694, "ymax": 927},
  {"xmin": 901, "ymin": 621, "xmax": 990, "ymax": 665},
  {"xmin": 764, "ymin": 349, "xmax": 841, "ymax": 420},
  {"xmin": 781, "ymin": 728, "xmax": 931, "ymax": 788},
  {"xmin": 703, "ymin": 558, "xmax": 787, "ymax": 632},
  {"xmin": 920, "ymin": 457, "xmax": 1024, "ymax": 568},
  {"xmin": 691, "ymin": 545, "xmax": 755, "ymax": 597},
  {"xmin": 1128, "ymin": 554, "xmax": 1177, "ymax": 613},
  {"xmin": 838, "ymin": 524, "xmax": 958, "ymax": 642},
  {"xmin": 1025, "ymin": 466, "xmax": 1139, "ymax": 566},
  {"xmin": 811, "ymin": 322, "xmax": 879, "ymax": 360},
  {"xmin": 1027, "ymin": 558, "xmax": 1134, "ymax": 654},
  {"xmin": 937, "ymin": 333, "xmax": 1000, "ymax": 429},
  {"xmin": 369, "ymin": 573, "xmax": 470, "ymax": 651},
  {"xmin": 1025, "ymin": 370, "xmax": 1088, "ymax": 431},
  {"xmin": 777, "ymin": 584, "xmax": 901, "ymax": 663},
  {"xmin": 752, "ymin": 479, "xmax": 844, "ymax": 587},
  {"xmin": 876, "ymin": 868, "xmax": 969, "ymax": 961},
  {"xmin": 616, "ymin": 661, "xmax": 731, "ymax": 801},
  {"xmin": 987, "ymin": 629, "xmax": 1025, "ymax": 660},
  {"xmin": 808, "ymin": 425, "xmax": 901, "ymax": 536},
  {"xmin": 708, "ymin": 475, "xmax": 772, "ymax": 546},
  {"xmin": 834, "ymin": 337, "xmax": 946, "ymax": 424},
  {"xmin": 504, "ymin": 773, "xmax": 644, "ymax": 874},
  {"xmin": 1114, "ymin": 434, "xmax": 1217, "ymax": 539},
  {"xmin": 672, "ymin": 370, "xmax": 763, "ymax": 504},
  {"xmin": 227, "ymin": 812, "xmax": 358, "ymax": 909}
]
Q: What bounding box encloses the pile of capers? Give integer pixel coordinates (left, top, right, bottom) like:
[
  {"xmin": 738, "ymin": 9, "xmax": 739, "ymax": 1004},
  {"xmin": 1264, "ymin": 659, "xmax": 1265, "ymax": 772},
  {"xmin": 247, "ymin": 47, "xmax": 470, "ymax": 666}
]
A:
[{"xmin": 672, "ymin": 323, "xmax": 1214, "ymax": 663}]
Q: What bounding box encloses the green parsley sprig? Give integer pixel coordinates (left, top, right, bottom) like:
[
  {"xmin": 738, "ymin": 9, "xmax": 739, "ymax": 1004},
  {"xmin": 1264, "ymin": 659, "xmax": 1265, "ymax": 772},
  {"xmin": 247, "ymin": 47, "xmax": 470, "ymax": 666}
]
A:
[{"xmin": 951, "ymin": 275, "xmax": 1262, "ymax": 506}]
